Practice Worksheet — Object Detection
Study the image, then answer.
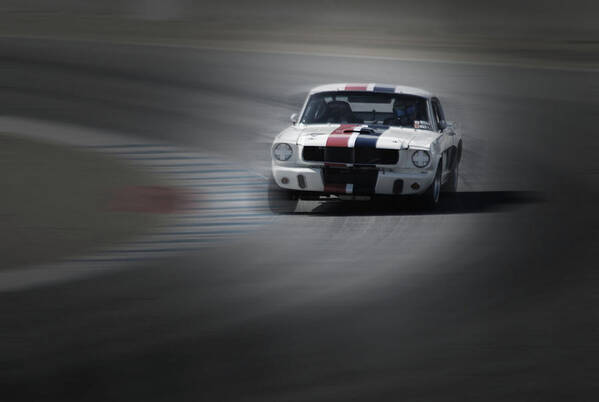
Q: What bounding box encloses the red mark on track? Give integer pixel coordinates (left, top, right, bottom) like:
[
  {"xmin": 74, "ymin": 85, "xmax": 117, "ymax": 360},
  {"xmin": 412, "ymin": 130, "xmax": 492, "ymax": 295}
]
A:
[
  {"xmin": 326, "ymin": 124, "xmax": 358, "ymax": 147},
  {"xmin": 345, "ymin": 84, "xmax": 368, "ymax": 91},
  {"xmin": 108, "ymin": 186, "xmax": 189, "ymax": 213}
]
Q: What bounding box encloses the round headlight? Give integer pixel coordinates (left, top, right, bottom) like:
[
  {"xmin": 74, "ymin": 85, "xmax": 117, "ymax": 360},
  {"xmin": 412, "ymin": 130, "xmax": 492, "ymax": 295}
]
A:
[
  {"xmin": 412, "ymin": 150, "xmax": 430, "ymax": 168},
  {"xmin": 273, "ymin": 143, "xmax": 293, "ymax": 161}
]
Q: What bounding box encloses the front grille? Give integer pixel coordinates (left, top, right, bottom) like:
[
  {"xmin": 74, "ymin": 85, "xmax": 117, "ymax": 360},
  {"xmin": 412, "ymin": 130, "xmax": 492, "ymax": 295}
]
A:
[
  {"xmin": 302, "ymin": 146, "xmax": 398, "ymax": 165},
  {"xmin": 323, "ymin": 167, "xmax": 379, "ymax": 194}
]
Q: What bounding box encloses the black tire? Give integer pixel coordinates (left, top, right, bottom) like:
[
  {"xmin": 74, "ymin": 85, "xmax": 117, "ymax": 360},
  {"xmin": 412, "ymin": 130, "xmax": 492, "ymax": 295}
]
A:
[
  {"xmin": 443, "ymin": 141, "xmax": 461, "ymax": 193},
  {"xmin": 422, "ymin": 163, "xmax": 442, "ymax": 209},
  {"xmin": 442, "ymin": 163, "xmax": 459, "ymax": 192},
  {"xmin": 268, "ymin": 176, "xmax": 299, "ymax": 214}
]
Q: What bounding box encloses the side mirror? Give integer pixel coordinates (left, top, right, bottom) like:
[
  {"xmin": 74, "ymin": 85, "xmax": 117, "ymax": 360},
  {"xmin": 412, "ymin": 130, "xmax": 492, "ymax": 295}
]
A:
[
  {"xmin": 439, "ymin": 120, "xmax": 455, "ymax": 133},
  {"xmin": 290, "ymin": 113, "xmax": 298, "ymax": 125}
]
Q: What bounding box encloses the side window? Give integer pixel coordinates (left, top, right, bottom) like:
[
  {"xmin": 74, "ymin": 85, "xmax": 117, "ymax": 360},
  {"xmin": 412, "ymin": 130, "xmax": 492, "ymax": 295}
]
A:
[{"xmin": 431, "ymin": 98, "xmax": 445, "ymax": 130}]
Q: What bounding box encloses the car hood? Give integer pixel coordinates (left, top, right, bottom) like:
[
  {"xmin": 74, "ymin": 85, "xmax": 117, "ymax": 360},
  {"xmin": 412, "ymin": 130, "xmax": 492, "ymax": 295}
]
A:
[{"xmin": 277, "ymin": 124, "xmax": 441, "ymax": 150}]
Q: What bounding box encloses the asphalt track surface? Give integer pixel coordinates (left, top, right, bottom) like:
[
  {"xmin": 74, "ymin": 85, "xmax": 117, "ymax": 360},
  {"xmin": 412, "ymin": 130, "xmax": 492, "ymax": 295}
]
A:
[{"xmin": 1, "ymin": 38, "xmax": 598, "ymax": 401}]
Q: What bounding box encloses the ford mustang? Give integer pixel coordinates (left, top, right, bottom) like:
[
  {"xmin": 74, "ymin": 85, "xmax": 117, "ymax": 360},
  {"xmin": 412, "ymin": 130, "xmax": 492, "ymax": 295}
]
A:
[{"xmin": 269, "ymin": 83, "xmax": 462, "ymax": 212}]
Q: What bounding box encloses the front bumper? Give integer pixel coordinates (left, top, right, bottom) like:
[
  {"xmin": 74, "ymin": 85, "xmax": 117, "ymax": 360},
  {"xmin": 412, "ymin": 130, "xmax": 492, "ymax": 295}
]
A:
[{"xmin": 272, "ymin": 165, "xmax": 435, "ymax": 195}]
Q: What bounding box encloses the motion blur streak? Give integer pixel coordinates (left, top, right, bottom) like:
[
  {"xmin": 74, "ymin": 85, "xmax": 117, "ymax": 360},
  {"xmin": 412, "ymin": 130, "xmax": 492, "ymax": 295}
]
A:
[{"xmin": 1, "ymin": 1, "xmax": 598, "ymax": 401}]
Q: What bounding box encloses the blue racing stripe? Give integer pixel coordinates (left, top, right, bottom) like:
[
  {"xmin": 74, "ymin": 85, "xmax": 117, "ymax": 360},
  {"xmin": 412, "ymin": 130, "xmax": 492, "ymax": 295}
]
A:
[
  {"xmin": 354, "ymin": 125, "xmax": 389, "ymax": 148},
  {"xmin": 354, "ymin": 136, "xmax": 378, "ymax": 148}
]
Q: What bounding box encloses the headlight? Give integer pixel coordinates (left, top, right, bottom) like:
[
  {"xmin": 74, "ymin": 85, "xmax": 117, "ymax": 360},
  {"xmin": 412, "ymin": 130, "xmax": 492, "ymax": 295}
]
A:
[
  {"xmin": 411, "ymin": 150, "xmax": 430, "ymax": 168},
  {"xmin": 273, "ymin": 143, "xmax": 293, "ymax": 161}
]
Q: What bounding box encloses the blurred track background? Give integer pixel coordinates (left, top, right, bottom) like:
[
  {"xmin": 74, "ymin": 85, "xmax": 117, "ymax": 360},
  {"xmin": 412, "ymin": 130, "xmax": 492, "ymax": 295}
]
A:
[{"xmin": 1, "ymin": 1, "xmax": 598, "ymax": 401}]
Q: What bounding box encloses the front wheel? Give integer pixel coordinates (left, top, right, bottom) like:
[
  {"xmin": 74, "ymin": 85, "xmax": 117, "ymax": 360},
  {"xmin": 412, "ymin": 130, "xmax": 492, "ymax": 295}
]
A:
[
  {"xmin": 442, "ymin": 164, "xmax": 459, "ymax": 192},
  {"xmin": 422, "ymin": 163, "xmax": 442, "ymax": 209},
  {"xmin": 268, "ymin": 176, "xmax": 299, "ymax": 214}
]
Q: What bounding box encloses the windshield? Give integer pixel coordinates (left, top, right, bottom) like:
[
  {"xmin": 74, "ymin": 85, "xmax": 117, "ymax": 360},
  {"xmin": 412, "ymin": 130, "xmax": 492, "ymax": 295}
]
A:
[{"xmin": 300, "ymin": 91, "xmax": 431, "ymax": 129}]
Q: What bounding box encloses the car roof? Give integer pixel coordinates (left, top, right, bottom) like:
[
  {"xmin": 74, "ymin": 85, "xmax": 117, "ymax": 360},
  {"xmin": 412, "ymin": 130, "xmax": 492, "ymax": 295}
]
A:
[{"xmin": 309, "ymin": 83, "xmax": 433, "ymax": 98}]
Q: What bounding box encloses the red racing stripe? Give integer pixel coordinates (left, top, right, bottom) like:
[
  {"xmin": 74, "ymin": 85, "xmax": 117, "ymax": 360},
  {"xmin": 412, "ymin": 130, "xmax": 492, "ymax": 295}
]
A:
[
  {"xmin": 345, "ymin": 84, "xmax": 368, "ymax": 91},
  {"xmin": 326, "ymin": 124, "xmax": 358, "ymax": 147}
]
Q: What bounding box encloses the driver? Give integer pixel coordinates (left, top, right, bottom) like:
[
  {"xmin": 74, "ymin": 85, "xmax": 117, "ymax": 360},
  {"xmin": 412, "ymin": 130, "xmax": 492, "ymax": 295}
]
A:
[{"xmin": 385, "ymin": 102, "xmax": 417, "ymax": 126}]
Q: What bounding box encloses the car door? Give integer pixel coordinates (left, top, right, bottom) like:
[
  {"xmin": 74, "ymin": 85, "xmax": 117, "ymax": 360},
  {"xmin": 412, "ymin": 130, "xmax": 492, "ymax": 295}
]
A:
[{"xmin": 431, "ymin": 97, "xmax": 457, "ymax": 177}]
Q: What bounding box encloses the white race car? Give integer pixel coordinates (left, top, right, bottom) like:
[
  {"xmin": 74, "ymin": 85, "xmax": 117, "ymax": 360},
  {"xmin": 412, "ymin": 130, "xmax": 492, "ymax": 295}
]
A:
[{"xmin": 269, "ymin": 83, "xmax": 462, "ymax": 212}]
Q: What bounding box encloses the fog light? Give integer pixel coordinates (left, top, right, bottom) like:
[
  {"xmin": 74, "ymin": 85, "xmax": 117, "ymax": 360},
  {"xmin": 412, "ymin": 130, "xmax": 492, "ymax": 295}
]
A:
[
  {"xmin": 411, "ymin": 182, "xmax": 420, "ymax": 190},
  {"xmin": 281, "ymin": 177, "xmax": 289, "ymax": 184}
]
